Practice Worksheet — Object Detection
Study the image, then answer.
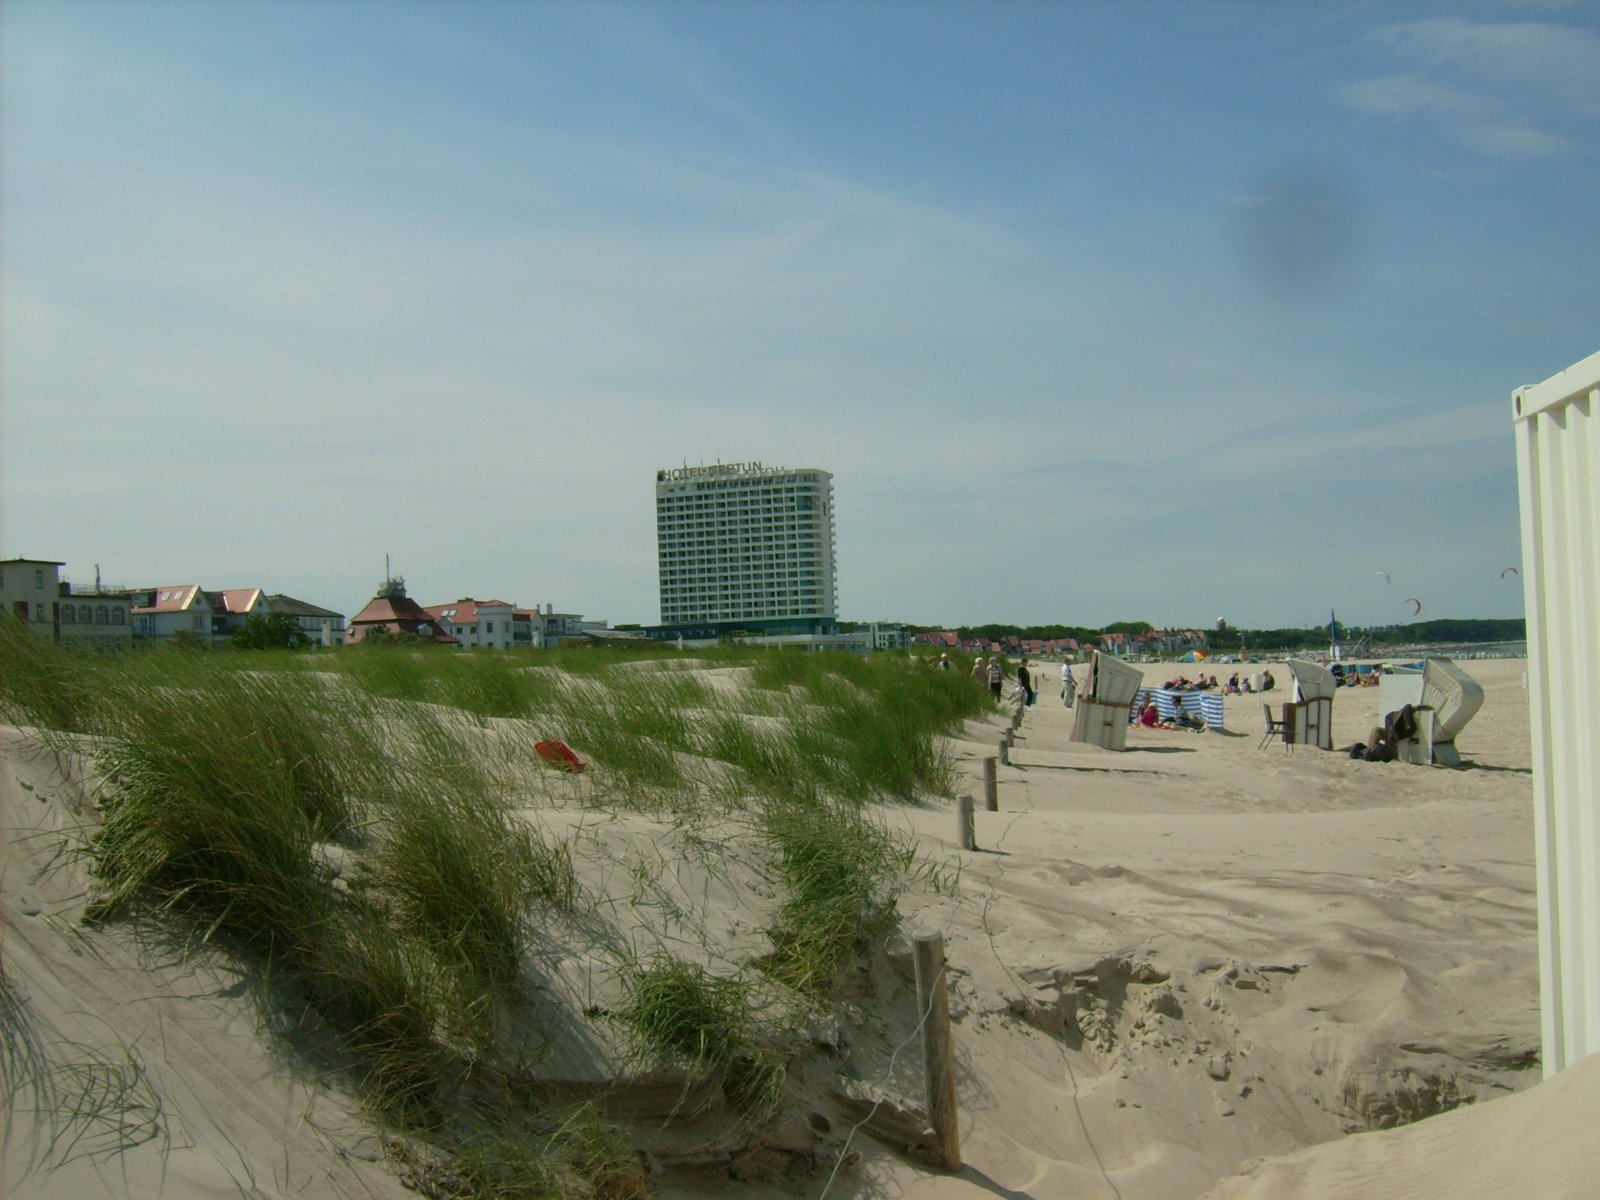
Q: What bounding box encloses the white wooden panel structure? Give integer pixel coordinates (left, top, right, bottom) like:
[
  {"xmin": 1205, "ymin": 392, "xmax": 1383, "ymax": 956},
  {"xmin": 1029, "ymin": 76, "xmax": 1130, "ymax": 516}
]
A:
[
  {"xmin": 1070, "ymin": 652, "xmax": 1144, "ymax": 751},
  {"xmin": 1377, "ymin": 658, "xmax": 1485, "ymax": 766},
  {"xmin": 1286, "ymin": 659, "xmax": 1335, "ymax": 750},
  {"xmin": 1513, "ymin": 348, "xmax": 1600, "ymax": 1077}
]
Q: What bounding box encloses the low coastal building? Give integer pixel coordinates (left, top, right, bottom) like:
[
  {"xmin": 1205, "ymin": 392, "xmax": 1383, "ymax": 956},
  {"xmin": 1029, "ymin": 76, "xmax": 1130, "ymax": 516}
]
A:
[
  {"xmin": 1, "ymin": 557, "xmax": 66, "ymax": 632},
  {"xmin": 57, "ymin": 581, "xmax": 133, "ymax": 652},
  {"xmin": 265, "ymin": 594, "xmax": 346, "ymax": 647},
  {"xmin": 210, "ymin": 588, "xmax": 268, "ymax": 640},
  {"xmin": 127, "ymin": 585, "xmax": 215, "ymax": 642},
  {"xmin": 1, "ymin": 558, "xmax": 133, "ymax": 650},
  {"xmin": 424, "ymin": 598, "xmax": 516, "ymax": 649},
  {"xmin": 347, "ymin": 577, "xmax": 458, "ymax": 645}
]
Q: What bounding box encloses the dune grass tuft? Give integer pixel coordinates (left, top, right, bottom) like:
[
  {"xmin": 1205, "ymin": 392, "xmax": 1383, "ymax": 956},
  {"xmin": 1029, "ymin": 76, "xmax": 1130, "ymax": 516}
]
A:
[{"xmin": 758, "ymin": 797, "xmax": 915, "ymax": 997}]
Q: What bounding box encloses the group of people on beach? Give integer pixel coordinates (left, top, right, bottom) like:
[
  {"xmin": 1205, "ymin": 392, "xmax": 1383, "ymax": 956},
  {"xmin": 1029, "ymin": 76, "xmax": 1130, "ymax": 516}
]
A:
[
  {"xmin": 1220, "ymin": 669, "xmax": 1275, "ymax": 695},
  {"xmin": 967, "ymin": 655, "xmax": 1040, "ymax": 706},
  {"xmin": 1135, "ymin": 697, "xmax": 1205, "ymax": 732}
]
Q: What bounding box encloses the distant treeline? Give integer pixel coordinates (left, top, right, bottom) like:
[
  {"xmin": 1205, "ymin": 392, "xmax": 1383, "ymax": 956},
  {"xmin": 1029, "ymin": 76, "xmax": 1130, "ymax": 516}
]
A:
[
  {"xmin": 1211, "ymin": 618, "xmax": 1526, "ymax": 651},
  {"xmin": 894, "ymin": 618, "xmax": 1526, "ymax": 653}
]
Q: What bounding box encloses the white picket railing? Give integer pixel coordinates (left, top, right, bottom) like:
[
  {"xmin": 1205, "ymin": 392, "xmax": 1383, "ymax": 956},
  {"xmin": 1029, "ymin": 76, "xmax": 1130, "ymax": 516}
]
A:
[{"xmin": 1513, "ymin": 348, "xmax": 1600, "ymax": 1076}]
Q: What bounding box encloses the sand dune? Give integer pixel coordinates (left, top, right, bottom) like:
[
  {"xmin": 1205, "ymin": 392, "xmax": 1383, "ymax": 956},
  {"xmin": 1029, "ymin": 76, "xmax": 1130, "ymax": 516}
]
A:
[{"xmin": 5, "ymin": 656, "xmax": 1580, "ymax": 1199}]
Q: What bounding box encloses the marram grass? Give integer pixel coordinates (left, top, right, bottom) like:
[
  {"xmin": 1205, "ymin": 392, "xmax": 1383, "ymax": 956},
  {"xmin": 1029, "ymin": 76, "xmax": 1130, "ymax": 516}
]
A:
[{"xmin": 0, "ymin": 622, "xmax": 987, "ymax": 1193}]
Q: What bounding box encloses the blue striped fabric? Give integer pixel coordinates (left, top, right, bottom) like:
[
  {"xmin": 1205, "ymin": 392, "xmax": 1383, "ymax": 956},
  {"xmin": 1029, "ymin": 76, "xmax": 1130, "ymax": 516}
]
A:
[{"xmin": 1132, "ymin": 689, "xmax": 1226, "ymax": 730}]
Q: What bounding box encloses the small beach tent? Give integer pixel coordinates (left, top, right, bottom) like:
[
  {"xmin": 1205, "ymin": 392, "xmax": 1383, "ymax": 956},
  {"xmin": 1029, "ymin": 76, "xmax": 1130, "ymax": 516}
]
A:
[
  {"xmin": 1071, "ymin": 651, "xmax": 1144, "ymax": 751},
  {"xmin": 1378, "ymin": 658, "xmax": 1485, "ymax": 767},
  {"xmin": 1286, "ymin": 659, "xmax": 1336, "ymax": 750}
]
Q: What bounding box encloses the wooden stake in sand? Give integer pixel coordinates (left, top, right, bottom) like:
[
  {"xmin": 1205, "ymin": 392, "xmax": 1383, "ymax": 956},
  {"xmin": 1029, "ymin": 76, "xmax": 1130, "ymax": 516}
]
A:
[
  {"xmin": 957, "ymin": 794, "xmax": 976, "ymax": 850},
  {"xmin": 982, "ymin": 755, "xmax": 998, "ymax": 811},
  {"xmin": 999, "ymin": 733, "xmax": 1011, "ymax": 766},
  {"xmin": 913, "ymin": 929, "xmax": 962, "ymax": 1171}
]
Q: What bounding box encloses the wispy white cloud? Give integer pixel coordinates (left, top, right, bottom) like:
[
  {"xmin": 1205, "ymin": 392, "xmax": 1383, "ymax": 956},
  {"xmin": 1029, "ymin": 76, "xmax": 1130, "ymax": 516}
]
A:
[
  {"xmin": 1337, "ymin": 72, "xmax": 1472, "ymax": 118},
  {"xmin": 1339, "ymin": 15, "xmax": 1600, "ymax": 157}
]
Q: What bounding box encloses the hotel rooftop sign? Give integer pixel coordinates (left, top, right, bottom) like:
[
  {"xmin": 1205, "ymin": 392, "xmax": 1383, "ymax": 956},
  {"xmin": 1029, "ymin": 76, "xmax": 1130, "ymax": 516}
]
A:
[{"xmin": 657, "ymin": 462, "xmax": 794, "ymax": 482}]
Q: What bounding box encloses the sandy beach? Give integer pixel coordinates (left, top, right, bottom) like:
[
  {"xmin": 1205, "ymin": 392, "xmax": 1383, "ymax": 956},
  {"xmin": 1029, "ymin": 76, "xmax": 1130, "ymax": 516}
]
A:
[{"xmin": 5, "ymin": 654, "xmax": 1591, "ymax": 1200}]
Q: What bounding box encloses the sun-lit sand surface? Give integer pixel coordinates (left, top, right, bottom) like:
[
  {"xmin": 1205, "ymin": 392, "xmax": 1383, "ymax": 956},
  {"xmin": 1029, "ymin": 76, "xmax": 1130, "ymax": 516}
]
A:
[{"xmin": 8, "ymin": 655, "xmax": 1593, "ymax": 1200}]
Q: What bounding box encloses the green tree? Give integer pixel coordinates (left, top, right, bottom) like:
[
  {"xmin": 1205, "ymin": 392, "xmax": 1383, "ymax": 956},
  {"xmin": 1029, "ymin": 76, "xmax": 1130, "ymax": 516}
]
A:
[{"xmin": 230, "ymin": 612, "xmax": 311, "ymax": 650}]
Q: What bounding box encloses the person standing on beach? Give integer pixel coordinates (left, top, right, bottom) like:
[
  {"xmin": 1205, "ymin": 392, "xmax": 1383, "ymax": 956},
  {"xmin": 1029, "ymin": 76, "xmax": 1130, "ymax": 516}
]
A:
[
  {"xmin": 971, "ymin": 656, "xmax": 987, "ymax": 684},
  {"xmin": 1061, "ymin": 660, "xmax": 1075, "ymax": 707},
  {"xmin": 987, "ymin": 657, "xmax": 1003, "ymax": 699},
  {"xmin": 1018, "ymin": 658, "xmax": 1036, "ymax": 707}
]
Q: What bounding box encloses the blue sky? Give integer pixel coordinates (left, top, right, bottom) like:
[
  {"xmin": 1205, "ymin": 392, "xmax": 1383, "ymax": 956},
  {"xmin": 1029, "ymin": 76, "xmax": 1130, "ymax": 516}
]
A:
[{"xmin": 4, "ymin": 1, "xmax": 1594, "ymax": 630}]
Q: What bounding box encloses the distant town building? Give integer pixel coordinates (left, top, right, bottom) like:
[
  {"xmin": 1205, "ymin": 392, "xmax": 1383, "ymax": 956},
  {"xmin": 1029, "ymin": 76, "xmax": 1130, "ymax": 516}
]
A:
[
  {"xmin": 424, "ymin": 598, "xmax": 516, "ymax": 649},
  {"xmin": 865, "ymin": 621, "xmax": 911, "ymax": 651},
  {"xmin": 265, "ymin": 594, "xmax": 346, "ymax": 647},
  {"xmin": 211, "ymin": 588, "xmax": 268, "ymax": 640},
  {"xmin": 347, "ymin": 577, "xmax": 459, "ymax": 645},
  {"xmin": 419, "ymin": 598, "xmax": 608, "ymax": 649},
  {"xmin": 1, "ymin": 558, "xmax": 132, "ymax": 650},
  {"xmin": 1, "ymin": 557, "xmax": 66, "ymax": 632},
  {"xmin": 127, "ymin": 585, "xmax": 216, "ymax": 641},
  {"xmin": 654, "ymin": 461, "xmax": 838, "ymax": 638}
]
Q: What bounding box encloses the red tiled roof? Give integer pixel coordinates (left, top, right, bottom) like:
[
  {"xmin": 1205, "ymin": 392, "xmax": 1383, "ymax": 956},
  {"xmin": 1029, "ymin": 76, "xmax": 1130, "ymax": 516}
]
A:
[
  {"xmin": 422, "ymin": 598, "xmax": 518, "ymax": 625},
  {"xmin": 133, "ymin": 586, "xmax": 203, "ymax": 614},
  {"xmin": 212, "ymin": 588, "xmax": 263, "ymax": 614},
  {"xmin": 349, "ymin": 593, "xmax": 459, "ymax": 644}
]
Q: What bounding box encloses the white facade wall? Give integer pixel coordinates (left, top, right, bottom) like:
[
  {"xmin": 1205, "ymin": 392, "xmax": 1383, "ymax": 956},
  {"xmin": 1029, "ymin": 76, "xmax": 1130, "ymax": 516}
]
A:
[
  {"xmin": 1513, "ymin": 348, "xmax": 1600, "ymax": 1077},
  {"xmin": 0, "ymin": 560, "xmax": 62, "ymax": 630},
  {"xmin": 131, "ymin": 591, "xmax": 214, "ymax": 641},
  {"xmin": 655, "ymin": 463, "xmax": 837, "ymax": 625},
  {"xmin": 58, "ymin": 593, "xmax": 132, "ymax": 650}
]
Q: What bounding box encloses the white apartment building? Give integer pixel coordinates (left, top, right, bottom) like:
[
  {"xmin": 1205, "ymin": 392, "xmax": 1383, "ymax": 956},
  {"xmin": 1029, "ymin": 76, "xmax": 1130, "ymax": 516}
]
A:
[{"xmin": 655, "ymin": 462, "xmax": 838, "ymax": 633}]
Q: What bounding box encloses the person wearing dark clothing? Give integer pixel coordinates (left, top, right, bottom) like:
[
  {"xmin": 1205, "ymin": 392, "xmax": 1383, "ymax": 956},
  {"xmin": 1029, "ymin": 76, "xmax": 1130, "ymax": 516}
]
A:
[{"xmin": 1018, "ymin": 658, "xmax": 1036, "ymax": 707}]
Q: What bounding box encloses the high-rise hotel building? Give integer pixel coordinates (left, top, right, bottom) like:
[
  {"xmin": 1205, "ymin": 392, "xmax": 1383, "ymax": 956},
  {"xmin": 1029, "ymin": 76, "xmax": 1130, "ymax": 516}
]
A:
[{"xmin": 655, "ymin": 462, "xmax": 838, "ymax": 635}]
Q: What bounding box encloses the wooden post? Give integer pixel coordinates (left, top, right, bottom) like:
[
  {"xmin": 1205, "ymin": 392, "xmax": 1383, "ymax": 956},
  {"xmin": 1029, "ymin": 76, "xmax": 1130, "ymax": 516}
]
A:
[
  {"xmin": 998, "ymin": 734, "xmax": 1010, "ymax": 766},
  {"xmin": 913, "ymin": 929, "xmax": 962, "ymax": 1171},
  {"xmin": 956, "ymin": 794, "xmax": 975, "ymax": 850},
  {"xmin": 982, "ymin": 756, "xmax": 997, "ymax": 811}
]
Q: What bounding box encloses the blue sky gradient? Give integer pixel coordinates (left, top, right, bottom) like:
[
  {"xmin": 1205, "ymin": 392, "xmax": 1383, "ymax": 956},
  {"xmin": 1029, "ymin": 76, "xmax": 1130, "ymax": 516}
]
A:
[{"xmin": 4, "ymin": 1, "xmax": 1595, "ymax": 629}]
